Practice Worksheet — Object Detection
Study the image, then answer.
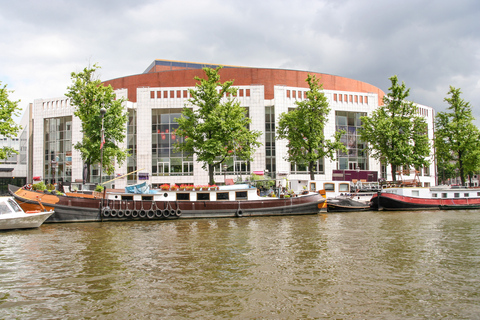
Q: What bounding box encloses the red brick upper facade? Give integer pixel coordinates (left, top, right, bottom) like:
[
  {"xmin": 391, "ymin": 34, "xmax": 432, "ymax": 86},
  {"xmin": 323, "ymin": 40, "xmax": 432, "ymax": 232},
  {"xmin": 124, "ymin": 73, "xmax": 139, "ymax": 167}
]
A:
[{"xmin": 103, "ymin": 60, "xmax": 384, "ymax": 105}]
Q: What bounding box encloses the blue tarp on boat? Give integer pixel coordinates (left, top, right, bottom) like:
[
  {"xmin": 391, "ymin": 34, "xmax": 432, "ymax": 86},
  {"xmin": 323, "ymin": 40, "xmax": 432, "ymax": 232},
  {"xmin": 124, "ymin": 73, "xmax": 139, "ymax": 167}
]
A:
[{"xmin": 125, "ymin": 182, "xmax": 150, "ymax": 194}]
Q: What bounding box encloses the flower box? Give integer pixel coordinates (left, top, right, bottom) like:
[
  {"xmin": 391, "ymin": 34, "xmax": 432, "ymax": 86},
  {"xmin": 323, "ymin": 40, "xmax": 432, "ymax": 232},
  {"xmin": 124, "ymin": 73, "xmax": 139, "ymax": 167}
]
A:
[{"xmin": 160, "ymin": 184, "xmax": 170, "ymax": 191}]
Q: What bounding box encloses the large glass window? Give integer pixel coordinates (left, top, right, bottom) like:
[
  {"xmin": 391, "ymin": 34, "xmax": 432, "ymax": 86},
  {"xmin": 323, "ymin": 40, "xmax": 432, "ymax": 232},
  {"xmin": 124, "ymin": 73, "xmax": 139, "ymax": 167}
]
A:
[
  {"xmin": 291, "ymin": 159, "xmax": 324, "ymax": 174},
  {"xmin": 44, "ymin": 117, "xmax": 72, "ymax": 183},
  {"xmin": 151, "ymin": 109, "xmax": 193, "ymax": 176},
  {"xmin": 127, "ymin": 109, "xmax": 137, "ymax": 183},
  {"xmin": 265, "ymin": 106, "xmax": 276, "ymax": 175},
  {"xmin": 336, "ymin": 111, "xmax": 368, "ymax": 170},
  {"xmin": 19, "ymin": 129, "xmax": 27, "ymax": 165}
]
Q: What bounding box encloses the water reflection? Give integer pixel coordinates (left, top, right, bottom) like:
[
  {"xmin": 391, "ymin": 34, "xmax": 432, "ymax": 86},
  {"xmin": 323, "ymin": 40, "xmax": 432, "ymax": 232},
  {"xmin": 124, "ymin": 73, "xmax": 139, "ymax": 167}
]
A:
[{"xmin": 1, "ymin": 211, "xmax": 480, "ymax": 318}]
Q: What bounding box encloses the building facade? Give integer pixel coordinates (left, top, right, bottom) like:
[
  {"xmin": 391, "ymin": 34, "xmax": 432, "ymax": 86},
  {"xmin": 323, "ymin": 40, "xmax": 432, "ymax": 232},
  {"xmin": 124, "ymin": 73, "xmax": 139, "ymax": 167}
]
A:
[{"xmin": 25, "ymin": 60, "xmax": 437, "ymax": 188}]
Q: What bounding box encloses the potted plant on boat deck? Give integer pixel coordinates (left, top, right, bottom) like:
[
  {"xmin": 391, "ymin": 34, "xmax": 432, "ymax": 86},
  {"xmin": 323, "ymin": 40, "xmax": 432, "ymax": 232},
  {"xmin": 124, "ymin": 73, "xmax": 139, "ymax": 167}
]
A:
[
  {"xmin": 185, "ymin": 185, "xmax": 194, "ymax": 191},
  {"xmin": 171, "ymin": 185, "xmax": 179, "ymax": 191},
  {"xmin": 160, "ymin": 184, "xmax": 170, "ymax": 191},
  {"xmin": 209, "ymin": 184, "xmax": 218, "ymax": 190}
]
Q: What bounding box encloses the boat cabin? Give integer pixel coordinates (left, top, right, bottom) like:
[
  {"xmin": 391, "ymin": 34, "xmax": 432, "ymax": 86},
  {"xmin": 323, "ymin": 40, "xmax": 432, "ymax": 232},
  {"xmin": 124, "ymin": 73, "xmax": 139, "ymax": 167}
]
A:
[{"xmin": 106, "ymin": 184, "xmax": 263, "ymax": 202}]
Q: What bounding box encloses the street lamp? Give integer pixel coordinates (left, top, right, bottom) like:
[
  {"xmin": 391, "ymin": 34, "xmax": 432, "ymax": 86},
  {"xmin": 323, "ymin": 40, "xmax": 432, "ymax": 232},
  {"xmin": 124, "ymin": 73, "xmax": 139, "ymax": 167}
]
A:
[{"xmin": 99, "ymin": 107, "xmax": 106, "ymax": 185}]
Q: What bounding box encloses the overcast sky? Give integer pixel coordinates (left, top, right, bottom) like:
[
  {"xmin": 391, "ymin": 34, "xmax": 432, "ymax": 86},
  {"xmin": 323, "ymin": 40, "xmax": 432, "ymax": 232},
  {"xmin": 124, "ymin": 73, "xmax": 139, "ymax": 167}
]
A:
[{"xmin": 1, "ymin": 0, "xmax": 479, "ymax": 124}]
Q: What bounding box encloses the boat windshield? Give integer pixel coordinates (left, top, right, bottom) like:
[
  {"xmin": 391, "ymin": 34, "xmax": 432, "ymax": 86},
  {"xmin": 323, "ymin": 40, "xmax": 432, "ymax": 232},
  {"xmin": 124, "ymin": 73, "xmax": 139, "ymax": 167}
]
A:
[
  {"xmin": 7, "ymin": 199, "xmax": 23, "ymax": 213},
  {"xmin": 0, "ymin": 202, "xmax": 11, "ymax": 215}
]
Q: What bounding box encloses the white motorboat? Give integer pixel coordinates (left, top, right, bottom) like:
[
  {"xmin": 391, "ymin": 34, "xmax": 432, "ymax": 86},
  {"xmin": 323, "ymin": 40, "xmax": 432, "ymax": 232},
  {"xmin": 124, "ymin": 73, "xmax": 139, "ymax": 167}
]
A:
[{"xmin": 0, "ymin": 196, "xmax": 54, "ymax": 230}]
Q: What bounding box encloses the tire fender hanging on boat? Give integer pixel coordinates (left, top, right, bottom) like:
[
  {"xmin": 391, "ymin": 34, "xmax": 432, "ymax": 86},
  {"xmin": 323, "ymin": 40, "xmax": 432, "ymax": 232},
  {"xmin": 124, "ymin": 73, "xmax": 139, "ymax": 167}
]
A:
[
  {"xmin": 147, "ymin": 210, "xmax": 155, "ymax": 219},
  {"xmin": 236, "ymin": 200, "xmax": 243, "ymax": 217},
  {"xmin": 163, "ymin": 209, "xmax": 170, "ymax": 218},
  {"xmin": 102, "ymin": 207, "xmax": 110, "ymax": 217}
]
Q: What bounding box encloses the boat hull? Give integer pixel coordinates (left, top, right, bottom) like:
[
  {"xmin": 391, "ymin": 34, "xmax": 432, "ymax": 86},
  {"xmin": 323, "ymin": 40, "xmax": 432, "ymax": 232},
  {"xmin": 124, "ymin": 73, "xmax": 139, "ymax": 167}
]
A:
[
  {"xmin": 371, "ymin": 192, "xmax": 480, "ymax": 211},
  {"xmin": 327, "ymin": 197, "xmax": 370, "ymax": 212},
  {"xmin": 0, "ymin": 211, "xmax": 54, "ymax": 230},
  {"xmin": 9, "ymin": 185, "xmax": 325, "ymax": 223}
]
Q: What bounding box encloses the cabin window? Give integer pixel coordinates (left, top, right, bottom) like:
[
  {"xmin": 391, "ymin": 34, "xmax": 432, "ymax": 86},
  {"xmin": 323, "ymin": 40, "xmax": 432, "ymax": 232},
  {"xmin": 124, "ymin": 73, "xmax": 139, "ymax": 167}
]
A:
[
  {"xmin": 324, "ymin": 183, "xmax": 335, "ymax": 191},
  {"xmin": 454, "ymin": 193, "xmax": 460, "ymax": 198},
  {"xmin": 217, "ymin": 192, "xmax": 229, "ymax": 200},
  {"xmin": 122, "ymin": 195, "xmax": 133, "ymax": 201},
  {"xmin": 309, "ymin": 182, "xmax": 316, "ymax": 191},
  {"xmin": 432, "ymin": 193, "xmax": 437, "ymax": 198},
  {"xmin": 339, "ymin": 183, "xmax": 349, "ymax": 192},
  {"xmin": 142, "ymin": 196, "xmax": 153, "ymax": 201},
  {"xmin": 477, "ymin": 192, "xmax": 480, "ymax": 196},
  {"xmin": 236, "ymin": 191, "xmax": 248, "ymax": 200},
  {"xmin": 442, "ymin": 193, "xmax": 448, "ymax": 198},
  {"xmin": 197, "ymin": 193, "xmax": 210, "ymax": 201},
  {"xmin": 0, "ymin": 203, "xmax": 10, "ymax": 214},
  {"xmin": 8, "ymin": 197, "xmax": 22, "ymax": 212},
  {"xmin": 465, "ymin": 193, "xmax": 470, "ymax": 197},
  {"xmin": 177, "ymin": 193, "xmax": 190, "ymax": 201},
  {"xmin": 412, "ymin": 190, "xmax": 419, "ymax": 197}
]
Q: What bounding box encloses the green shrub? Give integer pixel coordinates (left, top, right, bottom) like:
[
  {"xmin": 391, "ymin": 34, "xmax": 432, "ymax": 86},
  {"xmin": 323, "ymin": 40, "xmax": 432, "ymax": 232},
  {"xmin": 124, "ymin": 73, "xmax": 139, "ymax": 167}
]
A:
[
  {"xmin": 32, "ymin": 181, "xmax": 46, "ymax": 191},
  {"xmin": 95, "ymin": 185, "xmax": 104, "ymax": 192}
]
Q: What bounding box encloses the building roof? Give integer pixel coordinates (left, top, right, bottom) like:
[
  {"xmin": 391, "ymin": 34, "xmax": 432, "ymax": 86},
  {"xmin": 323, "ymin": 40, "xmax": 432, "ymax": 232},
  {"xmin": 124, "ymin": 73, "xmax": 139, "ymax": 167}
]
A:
[{"xmin": 143, "ymin": 59, "xmax": 246, "ymax": 74}]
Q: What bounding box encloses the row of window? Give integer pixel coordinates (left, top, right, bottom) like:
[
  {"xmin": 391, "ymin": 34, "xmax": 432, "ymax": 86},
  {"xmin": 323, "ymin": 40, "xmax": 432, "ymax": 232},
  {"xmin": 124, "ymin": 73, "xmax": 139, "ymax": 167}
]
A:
[
  {"xmin": 286, "ymin": 89, "xmax": 306, "ymax": 99},
  {"xmin": 418, "ymin": 107, "xmax": 429, "ymax": 117},
  {"xmin": 149, "ymin": 88, "xmax": 251, "ymax": 99},
  {"xmin": 120, "ymin": 191, "xmax": 248, "ymax": 201},
  {"xmin": 333, "ymin": 93, "xmax": 369, "ymax": 104},
  {"xmin": 42, "ymin": 99, "xmax": 70, "ymax": 110},
  {"xmin": 432, "ymin": 192, "xmax": 480, "ymax": 198}
]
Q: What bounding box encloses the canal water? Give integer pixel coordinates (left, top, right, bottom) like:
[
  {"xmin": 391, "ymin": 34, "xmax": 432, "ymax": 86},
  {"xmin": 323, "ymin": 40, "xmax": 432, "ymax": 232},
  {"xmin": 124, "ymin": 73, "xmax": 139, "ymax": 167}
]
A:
[{"xmin": 1, "ymin": 210, "xmax": 480, "ymax": 319}]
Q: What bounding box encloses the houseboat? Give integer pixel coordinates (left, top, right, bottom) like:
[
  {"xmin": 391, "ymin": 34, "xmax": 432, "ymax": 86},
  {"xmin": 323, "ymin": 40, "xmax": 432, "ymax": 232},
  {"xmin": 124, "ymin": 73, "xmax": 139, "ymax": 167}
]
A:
[{"xmin": 8, "ymin": 183, "xmax": 326, "ymax": 223}]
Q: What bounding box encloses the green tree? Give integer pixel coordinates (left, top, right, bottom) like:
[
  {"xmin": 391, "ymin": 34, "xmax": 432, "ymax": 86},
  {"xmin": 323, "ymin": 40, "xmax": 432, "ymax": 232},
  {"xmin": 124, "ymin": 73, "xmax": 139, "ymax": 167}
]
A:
[
  {"xmin": 175, "ymin": 66, "xmax": 262, "ymax": 185},
  {"xmin": 360, "ymin": 75, "xmax": 430, "ymax": 182},
  {"xmin": 434, "ymin": 113, "xmax": 457, "ymax": 183},
  {"xmin": 277, "ymin": 74, "xmax": 346, "ymax": 180},
  {"xmin": 66, "ymin": 64, "xmax": 129, "ymax": 182},
  {"xmin": 0, "ymin": 81, "xmax": 22, "ymax": 160},
  {"xmin": 434, "ymin": 86, "xmax": 480, "ymax": 186}
]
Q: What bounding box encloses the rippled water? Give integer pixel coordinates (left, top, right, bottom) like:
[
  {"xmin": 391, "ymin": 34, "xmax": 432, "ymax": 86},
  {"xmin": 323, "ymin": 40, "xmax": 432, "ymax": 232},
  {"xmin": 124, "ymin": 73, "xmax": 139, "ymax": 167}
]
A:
[{"xmin": 1, "ymin": 211, "xmax": 480, "ymax": 319}]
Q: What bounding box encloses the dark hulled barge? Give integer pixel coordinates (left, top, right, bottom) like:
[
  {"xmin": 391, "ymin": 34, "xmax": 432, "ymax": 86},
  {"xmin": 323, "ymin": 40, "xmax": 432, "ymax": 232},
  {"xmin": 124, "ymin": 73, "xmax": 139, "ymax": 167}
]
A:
[{"xmin": 9, "ymin": 184, "xmax": 326, "ymax": 223}]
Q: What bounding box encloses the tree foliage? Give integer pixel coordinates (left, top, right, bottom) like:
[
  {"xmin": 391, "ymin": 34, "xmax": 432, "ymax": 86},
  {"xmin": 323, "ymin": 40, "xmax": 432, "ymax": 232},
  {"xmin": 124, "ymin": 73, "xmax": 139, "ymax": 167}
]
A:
[
  {"xmin": 277, "ymin": 74, "xmax": 346, "ymax": 180},
  {"xmin": 0, "ymin": 81, "xmax": 22, "ymax": 160},
  {"xmin": 175, "ymin": 67, "xmax": 262, "ymax": 185},
  {"xmin": 434, "ymin": 86, "xmax": 480, "ymax": 185},
  {"xmin": 360, "ymin": 75, "xmax": 430, "ymax": 181},
  {"xmin": 66, "ymin": 64, "xmax": 128, "ymax": 181}
]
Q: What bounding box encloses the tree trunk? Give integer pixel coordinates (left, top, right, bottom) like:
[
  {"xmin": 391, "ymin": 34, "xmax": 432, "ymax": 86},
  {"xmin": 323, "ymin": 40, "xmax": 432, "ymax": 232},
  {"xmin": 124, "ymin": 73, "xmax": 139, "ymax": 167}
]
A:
[
  {"xmin": 391, "ymin": 164, "xmax": 397, "ymax": 182},
  {"xmin": 208, "ymin": 163, "xmax": 215, "ymax": 186},
  {"xmin": 85, "ymin": 161, "xmax": 91, "ymax": 184},
  {"xmin": 458, "ymin": 150, "xmax": 465, "ymax": 186},
  {"xmin": 309, "ymin": 161, "xmax": 315, "ymax": 180}
]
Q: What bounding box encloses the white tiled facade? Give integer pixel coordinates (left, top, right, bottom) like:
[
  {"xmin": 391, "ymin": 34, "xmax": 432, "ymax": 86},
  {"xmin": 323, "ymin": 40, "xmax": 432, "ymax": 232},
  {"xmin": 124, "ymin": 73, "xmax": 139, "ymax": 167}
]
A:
[{"xmin": 26, "ymin": 83, "xmax": 437, "ymax": 188}]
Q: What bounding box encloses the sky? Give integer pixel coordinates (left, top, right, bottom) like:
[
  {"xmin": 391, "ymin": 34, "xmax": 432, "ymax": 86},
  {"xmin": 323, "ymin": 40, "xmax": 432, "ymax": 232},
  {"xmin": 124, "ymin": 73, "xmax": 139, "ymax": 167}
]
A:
[{"xmin": 1, "ymin": 0, "xmax": 479, "ymax": 124}]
